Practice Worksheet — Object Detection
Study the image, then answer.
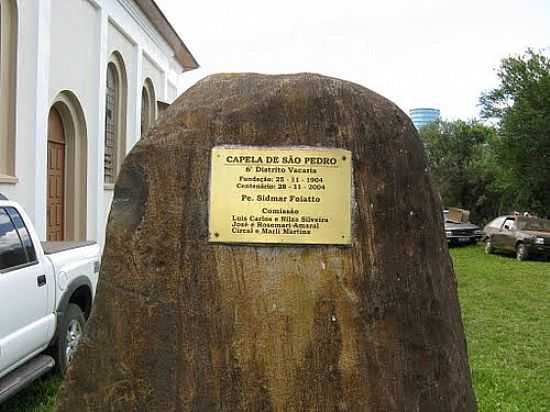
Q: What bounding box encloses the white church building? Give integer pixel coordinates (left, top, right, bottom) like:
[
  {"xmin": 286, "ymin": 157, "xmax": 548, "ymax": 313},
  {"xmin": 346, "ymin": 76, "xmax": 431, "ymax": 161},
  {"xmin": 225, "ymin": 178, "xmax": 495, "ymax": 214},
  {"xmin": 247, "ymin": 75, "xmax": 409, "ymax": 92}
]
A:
[{"xmin": 0, "ymin": 0, "xmax": 198, "ymax": 244}]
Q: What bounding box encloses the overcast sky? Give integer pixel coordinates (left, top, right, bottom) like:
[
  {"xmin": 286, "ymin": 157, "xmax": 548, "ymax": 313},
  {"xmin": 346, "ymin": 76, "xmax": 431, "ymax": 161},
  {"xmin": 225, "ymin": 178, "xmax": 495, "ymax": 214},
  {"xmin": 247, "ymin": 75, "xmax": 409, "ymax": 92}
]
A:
[{"xmin": 156, "ymin": 0, "xmax": 550, "ymax": 120}]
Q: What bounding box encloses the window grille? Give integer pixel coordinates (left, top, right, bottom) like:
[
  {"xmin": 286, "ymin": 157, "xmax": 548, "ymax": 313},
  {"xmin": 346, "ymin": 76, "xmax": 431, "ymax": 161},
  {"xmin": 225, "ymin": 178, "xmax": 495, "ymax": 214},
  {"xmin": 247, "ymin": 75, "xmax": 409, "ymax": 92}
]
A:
[
  {"xmin": 141, "ymin": 87, "xmax": 149, "ymax": 137},
  {"xmin": 104, "ymin": 64, "xmax": 117, "ymax": 184}
]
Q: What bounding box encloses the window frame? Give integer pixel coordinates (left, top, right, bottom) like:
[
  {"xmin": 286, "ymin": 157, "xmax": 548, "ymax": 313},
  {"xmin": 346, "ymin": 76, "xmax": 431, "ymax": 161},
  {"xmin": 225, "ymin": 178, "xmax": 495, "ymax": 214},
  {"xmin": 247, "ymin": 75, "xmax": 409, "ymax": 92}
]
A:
[
  {"xmin": 104, "ymin": 62, "xmax": 119, "ymax": 184},
  {"xmin": 502, "ymin": 217, "xmax": 516, "ymax": 231},
  {"xmin": 140, "ymin": 85, "xmax": 149, "ymax": 136},
  {"xmin": 6, "ymin": 207, "xmax": 37, "ymax": 264},
  {"xmin": 0, "ymin": 207, "xmax": 39, "ymax": 274},
  {"xmin": 0, "ymin": 0, "xmax": 18, "ymax": 179},
  {"xmin": 103, "ymin": 52, "xmax": 128, "ymax": 187},
  {"xmin": 488, "ymin": 216, "xmax": 506, "ymax": 229},
  {"xmin": 140, "ymin": 78, "xmax": 156, "ymax": 137}
]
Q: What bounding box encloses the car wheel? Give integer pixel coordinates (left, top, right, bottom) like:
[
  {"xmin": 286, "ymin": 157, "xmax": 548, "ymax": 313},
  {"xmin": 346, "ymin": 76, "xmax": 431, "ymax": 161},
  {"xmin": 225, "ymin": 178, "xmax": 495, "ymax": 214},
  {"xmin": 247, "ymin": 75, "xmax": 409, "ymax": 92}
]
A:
[
  {"xmin": 485, "ymin": 238, "xmax": 494, "ymax": 254},
  {"xmin": 516, "ymin": 243, "xmax": 529, "ymax": 261},
  {"xmin": 54, "ymin": 303, "xmax": 86, "ymax": 374}
]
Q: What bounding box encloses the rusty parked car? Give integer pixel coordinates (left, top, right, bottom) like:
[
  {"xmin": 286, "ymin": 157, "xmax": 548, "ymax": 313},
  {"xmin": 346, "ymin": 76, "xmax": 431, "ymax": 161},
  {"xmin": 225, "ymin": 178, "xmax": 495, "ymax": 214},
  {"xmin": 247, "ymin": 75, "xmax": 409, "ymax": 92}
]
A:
[
  {"xmin": 483, "ymin": 215, "xmax": 550, "ymax": 261},
  {"xmin": 444, "ymin": 209, "xmax": 483, "ymax": 245}
]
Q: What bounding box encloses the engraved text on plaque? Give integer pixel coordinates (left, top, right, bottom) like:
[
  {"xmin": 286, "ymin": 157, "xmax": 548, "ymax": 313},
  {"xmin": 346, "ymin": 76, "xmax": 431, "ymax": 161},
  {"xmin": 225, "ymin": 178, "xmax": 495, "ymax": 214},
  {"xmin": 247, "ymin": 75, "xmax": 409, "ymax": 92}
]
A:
[{"xmin": 209, "ymin": 146, "xmax": 352, "ymax": 245}]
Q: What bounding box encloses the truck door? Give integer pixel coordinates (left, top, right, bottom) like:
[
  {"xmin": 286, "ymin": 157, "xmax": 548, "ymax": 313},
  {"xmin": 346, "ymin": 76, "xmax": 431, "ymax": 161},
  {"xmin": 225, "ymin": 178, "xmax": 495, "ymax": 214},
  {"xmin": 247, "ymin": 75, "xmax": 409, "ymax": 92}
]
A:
[
  {"xmin": 493, "ymin": 217, "xmax": 516, "ymax": 251},
  {"xmin": 0, "ymin": 208, "xmax": 49, "ymax": 374},
  {"xmin": 502, "ymin": 218, "xmax": 518, "ymax": 252}
]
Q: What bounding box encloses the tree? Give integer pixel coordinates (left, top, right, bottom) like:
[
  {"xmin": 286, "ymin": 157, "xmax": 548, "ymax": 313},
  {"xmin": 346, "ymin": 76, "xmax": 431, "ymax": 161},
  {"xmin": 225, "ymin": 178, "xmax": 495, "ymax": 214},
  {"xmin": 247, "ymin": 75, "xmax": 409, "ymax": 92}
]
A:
[
  {"xmin": 480, "ymin": 49, "xmax": 550, "ymax": 216},
  {"xmin": 420, "ymin": 119, "xmax": 499, "ymax": 222}
]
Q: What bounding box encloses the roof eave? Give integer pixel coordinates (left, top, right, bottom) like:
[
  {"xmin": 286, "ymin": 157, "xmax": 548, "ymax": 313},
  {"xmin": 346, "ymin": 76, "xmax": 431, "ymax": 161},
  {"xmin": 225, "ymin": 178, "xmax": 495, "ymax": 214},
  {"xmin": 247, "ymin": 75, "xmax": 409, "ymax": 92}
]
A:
[{"xmin": 134, "ymin": 0, "xmax": 199, "ymax": 72}]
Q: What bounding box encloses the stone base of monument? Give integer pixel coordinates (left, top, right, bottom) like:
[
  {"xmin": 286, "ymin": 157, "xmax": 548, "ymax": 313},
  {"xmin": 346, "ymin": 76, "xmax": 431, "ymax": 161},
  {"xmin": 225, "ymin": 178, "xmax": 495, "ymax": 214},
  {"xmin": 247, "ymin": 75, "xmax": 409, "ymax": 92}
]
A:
[{"xmin": 56, "ymin": 73, "xmax": 476, "ymax": 411}]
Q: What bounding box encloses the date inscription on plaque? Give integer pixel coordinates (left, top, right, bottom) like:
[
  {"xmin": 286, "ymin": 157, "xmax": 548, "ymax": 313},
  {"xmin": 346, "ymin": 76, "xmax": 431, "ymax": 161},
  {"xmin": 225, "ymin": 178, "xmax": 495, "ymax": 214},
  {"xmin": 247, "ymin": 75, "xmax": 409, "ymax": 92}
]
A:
[{"xmin": 209, "ymin": 146, "xmax": 352, "ymax": 245}]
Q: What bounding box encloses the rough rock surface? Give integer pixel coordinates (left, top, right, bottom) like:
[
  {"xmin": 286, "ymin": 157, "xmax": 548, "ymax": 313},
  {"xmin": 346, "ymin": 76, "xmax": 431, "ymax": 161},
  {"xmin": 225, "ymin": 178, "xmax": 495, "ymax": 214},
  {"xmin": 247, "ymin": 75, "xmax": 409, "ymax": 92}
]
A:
[{"xmin": 56, "ymin": 73, "xmax": 476, "ymax": 411}]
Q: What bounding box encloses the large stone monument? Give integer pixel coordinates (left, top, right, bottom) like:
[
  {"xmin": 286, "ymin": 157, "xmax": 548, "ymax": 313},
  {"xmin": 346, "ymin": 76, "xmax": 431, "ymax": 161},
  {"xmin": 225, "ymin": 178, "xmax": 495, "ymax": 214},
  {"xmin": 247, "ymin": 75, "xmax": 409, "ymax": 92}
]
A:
[{"xmin": 56, "ymin": 73, "xmax": 476, "ymax": 411}]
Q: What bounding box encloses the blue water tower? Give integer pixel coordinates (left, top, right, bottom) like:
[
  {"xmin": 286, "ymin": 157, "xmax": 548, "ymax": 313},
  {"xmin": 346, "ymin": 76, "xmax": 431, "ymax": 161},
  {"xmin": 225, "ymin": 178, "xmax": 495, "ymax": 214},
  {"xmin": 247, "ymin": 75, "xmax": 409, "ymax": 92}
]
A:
[{"xmin": 409, "ymin": 108, "xmax": 440, "ymax": 129}]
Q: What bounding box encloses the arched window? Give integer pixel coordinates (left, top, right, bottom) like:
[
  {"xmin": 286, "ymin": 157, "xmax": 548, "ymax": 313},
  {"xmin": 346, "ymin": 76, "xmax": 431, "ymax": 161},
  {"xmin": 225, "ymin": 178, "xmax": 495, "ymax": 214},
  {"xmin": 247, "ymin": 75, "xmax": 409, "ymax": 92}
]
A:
[
  {"xmin": 0, "ymin": 0, "xmax": 17, "ymax": 179},
  {"xmin": 140, "ymin": 86, "xmax": 149, "ymax": 136},
  {"xmin": 140, "ymin": 78, "xmax": 156, "ymax": 137},
  {"xmin": 104, "ymin": 63, "xmax": 117, "ymax": 183},
  {"xmin": 104, "ymin": 53, "xmax": 127, "ymax": 185}
]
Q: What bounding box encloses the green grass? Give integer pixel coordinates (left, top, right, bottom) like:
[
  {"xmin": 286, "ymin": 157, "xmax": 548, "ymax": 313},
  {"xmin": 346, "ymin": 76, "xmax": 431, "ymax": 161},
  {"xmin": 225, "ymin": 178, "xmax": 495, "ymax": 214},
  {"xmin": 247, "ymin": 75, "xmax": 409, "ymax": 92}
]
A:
[
  {"xmin": 0, "ymin": 373, "xmax": 61, "ymax": 412},
  {"xmin": 0, "ymin": 245, "xmax": 548, "ymax": 411},
  {"xmin": 452, "ymin": 245, "xmax": 550, "ymax": 411}
]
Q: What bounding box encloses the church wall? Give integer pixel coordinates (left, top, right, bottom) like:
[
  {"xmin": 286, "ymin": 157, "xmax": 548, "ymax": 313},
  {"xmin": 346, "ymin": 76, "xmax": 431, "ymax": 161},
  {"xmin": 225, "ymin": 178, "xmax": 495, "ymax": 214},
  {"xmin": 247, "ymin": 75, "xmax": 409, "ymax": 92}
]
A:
[
  {"xmin": 142, "ymin": 53, "xmax": 164, "ymax": 106},
  {"xmin": 0, "ymin": 0, "xmax": 189, "ymax": 245}
]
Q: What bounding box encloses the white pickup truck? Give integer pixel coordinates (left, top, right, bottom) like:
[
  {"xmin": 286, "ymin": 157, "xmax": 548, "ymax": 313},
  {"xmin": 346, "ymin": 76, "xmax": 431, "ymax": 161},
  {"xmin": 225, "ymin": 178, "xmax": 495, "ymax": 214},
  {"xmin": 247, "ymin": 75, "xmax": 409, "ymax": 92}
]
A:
[{"xmin": 0, "ymin": 194, "xmax": 100, "ymax": 403}]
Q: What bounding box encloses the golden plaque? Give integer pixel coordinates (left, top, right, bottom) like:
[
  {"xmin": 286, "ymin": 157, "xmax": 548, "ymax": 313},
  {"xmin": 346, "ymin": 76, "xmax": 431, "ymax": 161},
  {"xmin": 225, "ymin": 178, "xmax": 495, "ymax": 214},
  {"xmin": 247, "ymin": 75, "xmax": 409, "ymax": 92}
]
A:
[{"xmin": 209, "ymin": 146, "xmax": 352, "ymax": 245}]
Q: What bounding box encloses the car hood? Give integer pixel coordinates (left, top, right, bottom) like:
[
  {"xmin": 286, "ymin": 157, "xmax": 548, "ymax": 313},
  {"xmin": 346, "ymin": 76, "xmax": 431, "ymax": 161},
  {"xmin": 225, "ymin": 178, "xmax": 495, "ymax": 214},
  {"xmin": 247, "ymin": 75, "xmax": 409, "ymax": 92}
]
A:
[
  {"xmin": 445, "ymin": 222, "xmax": 480, "ymax": 231},
  {"xmin": 521, "ymin": 230, "xmax": 550, "ymax": 238}
]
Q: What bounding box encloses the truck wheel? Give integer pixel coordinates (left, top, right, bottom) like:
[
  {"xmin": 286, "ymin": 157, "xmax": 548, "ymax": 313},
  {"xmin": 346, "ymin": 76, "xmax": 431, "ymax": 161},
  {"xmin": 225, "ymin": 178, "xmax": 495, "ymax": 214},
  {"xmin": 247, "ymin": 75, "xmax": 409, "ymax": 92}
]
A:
[
  {"xmin": 55, "ymin": 303, "xmax": 86, "ymax": 374},
  {"xmin": 485, "ymin": 238, "xmax": 494, "ymax": 255},
  {"xmin": 516, "ymin": 243, "xmax": 529, "ymax": 261}
]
